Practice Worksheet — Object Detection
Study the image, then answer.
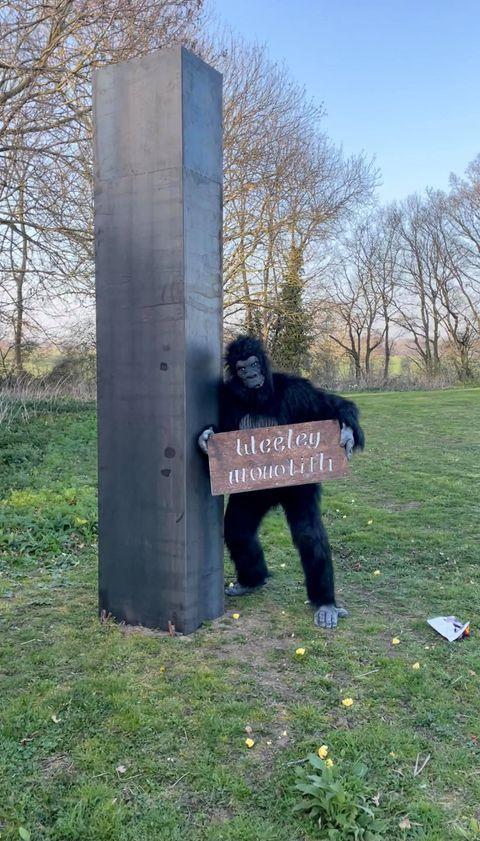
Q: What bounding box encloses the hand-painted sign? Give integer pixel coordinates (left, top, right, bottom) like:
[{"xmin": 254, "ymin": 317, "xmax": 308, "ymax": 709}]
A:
[{"xmin": 207, "ymin": 419, "xmax": 349, "ymax": 495}]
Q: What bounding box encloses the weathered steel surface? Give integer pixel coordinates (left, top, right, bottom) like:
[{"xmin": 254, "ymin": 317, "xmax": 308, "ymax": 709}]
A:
[
  {"xmin": 94, "ymin": 47, "xmax": 224, "ymax": 634},
  {"xmin": 208, "ymin": 420, "xmax": 349, "ymax": 495}
]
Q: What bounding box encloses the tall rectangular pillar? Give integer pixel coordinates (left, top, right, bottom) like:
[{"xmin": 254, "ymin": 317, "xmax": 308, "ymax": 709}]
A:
[{"xmin": 93, "ymin": 47, "xmax": 224, "ymax": 634}]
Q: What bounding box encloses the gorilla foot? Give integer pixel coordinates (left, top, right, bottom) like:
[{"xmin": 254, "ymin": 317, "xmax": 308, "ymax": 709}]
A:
[
  {"xmin": 225, "ymin": 581, "xmax": 265, "ymax": 597},
  {"xmin": 314, "ymin": 604, "xmax": 349, "ymax": 630}
]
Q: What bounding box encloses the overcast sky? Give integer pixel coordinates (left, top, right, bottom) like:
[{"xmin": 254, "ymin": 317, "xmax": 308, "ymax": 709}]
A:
[{"xmin": 211, "ymin": 0, "xmax": 480, "ymax": 203}]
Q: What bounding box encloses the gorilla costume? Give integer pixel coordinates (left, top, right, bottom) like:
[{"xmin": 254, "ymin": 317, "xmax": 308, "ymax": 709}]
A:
[{"xmin": 198, "ymin": 335, "xmax": 365, "ymax": 629}]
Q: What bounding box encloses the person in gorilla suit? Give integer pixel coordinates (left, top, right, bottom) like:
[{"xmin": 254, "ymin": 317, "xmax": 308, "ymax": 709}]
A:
[{"xmin": 198, "ymin": 335, "xmax": 365, "ymax": 629}]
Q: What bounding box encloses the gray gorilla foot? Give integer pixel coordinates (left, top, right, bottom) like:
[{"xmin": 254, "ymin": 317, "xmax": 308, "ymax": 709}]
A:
[
  {"xmin": 314, "ymin": 604, "xmax": 349, "ymax": 630},
  {"xmin": 225, "ymin": 581, "xmax": 264, "ymax": 597}
]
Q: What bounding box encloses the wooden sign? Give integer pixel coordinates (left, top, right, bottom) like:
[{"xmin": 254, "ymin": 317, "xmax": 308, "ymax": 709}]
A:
[{"xmin": 207, "ymin": 419, "xmax": 349, "ymax": 495}]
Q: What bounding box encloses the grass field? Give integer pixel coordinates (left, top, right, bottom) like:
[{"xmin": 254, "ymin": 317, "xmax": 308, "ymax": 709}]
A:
[{"xmin": 1, "ymin": 389, "xmax": 480, "ymax": 840}]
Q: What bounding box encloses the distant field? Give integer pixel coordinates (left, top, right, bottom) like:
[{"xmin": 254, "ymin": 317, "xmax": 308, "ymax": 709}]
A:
[
  {"xmin": 1, "ymin": 389, "xmax": 479, "ymax": 840},
  {"xmin": 336, "ymin": 354, "xmax": 404, "ymax": 378},
  {"xmin": 20, "ymin": 347, "xmax": 405, "ymax": 380}
]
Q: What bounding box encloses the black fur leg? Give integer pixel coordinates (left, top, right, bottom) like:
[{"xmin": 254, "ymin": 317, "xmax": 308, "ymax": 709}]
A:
[
  {"xmin": 282, "ymin": 484, "xmax": 335, "ymax": 606},
  {"xmin": 224, "ymin": 491, "xmax": 274, "ymax": 588}
]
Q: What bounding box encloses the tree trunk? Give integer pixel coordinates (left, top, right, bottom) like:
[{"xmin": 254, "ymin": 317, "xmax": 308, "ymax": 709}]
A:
[
  {"xmin": 383, "ymin": 317, "xmax": 390, "ymax": 381},
  {"xmin": 13, "ymin": 182, "xmax": 28, "ymax": 376}
]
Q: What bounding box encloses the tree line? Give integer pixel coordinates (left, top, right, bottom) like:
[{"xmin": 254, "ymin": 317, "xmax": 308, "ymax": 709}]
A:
[
  {"xmin": 319, "ymin": 167, "xmax": 480, "ymax": 386},
  {"xmin": 1, "ymin": 1, "xmax": 479, "ymax": 388}
]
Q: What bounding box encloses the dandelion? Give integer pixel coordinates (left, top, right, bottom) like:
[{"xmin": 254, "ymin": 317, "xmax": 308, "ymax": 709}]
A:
[
  {"xmin": 159, "ymin": 666, "xmax": 166, "ymax": 673},
  {"xmin": 342, "ymin": 515, "xmax": 347, "ymax": 519},
  {"xmin": 341, "ymin": 697, "xmax": 354, "ymax": 708},
  {"xmin": 367, "ymin": 519, "xmax": 373, "ymax": 525},
  {"xmin": 280, "ymin": 563, "xmax": 286, "ymax": 568},
  {"xmin": 325, "ymin": 758, "xmax": 334, "ymax": 768},
  {"xmin": 232, "ymin": 613, "xmax": 240, "ymax": 619},
  {"xmin": 412, "ymin": 662, "xmax": 420, "ymax": 670},
  {"xmin": 317, "ymin": 745, "xmax": 329, "ymax": 759},
  {"xmin": 295, "ymin": 647, "xmax": 306, "ymax": 656},
  {"xmin": 392, "ymin": 637, "xmax": 400, "ymax": 645},
  {"xmin": 245, "ymin": 738, "xmax": 255, "ymax": 748},
  {"xmin": 373, "ymin": 570, "xmax": 381, "ymax": 576},
  {"xmin": 389, "ymin": 751, "xmax": 396, "ymax": 757}
]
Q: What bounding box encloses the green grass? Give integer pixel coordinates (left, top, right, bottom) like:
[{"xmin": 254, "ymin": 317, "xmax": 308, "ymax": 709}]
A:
[{"xmin": 1, "ymin": 389, "xmax": 480, "ymax": 840}]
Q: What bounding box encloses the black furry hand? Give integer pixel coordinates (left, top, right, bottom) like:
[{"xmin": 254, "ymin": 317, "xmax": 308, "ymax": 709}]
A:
[
  {"xmin": 314, "ymin": 604, "xmax": 349, "ymax": 630},
  {"xmin": 197, "ymin": 427, "xmax": 214, "ymax": 454},
  {"xmin": 340, "ymin": 423, "xmax": 355, "ymax": 459}
]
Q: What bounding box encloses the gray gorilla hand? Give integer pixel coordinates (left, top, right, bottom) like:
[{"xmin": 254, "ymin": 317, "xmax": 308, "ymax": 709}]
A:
[
  {"xmin": 314, "ymin": 604, "xmax": 349, "ymax": 629},
  {"xmin": 198, "ymin": 427, "xmax": 214, "ymax": 454},
  {"xmin": 340, "ymin": 423, "xmax": 355, "ymax": 460}
]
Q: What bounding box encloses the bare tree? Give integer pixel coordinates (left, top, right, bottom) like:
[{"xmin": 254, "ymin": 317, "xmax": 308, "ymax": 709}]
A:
[
  {"xmin": 212, "ymin": 37, "xmax": 376, "ymax": 347},
  {"xmin": 0, "ymin": 0, "xmax": 206, "ymax": 372},
  {"xmin": 447, "ymin": 156, "xmax": 480, "ymax": 305},
  {"xmin": 391, "ymin": 196, "xmax": 445, "ymax": 376},
  {"xmin": 326, "ymin": 216, "xmax": 393, "ymax": 384}
]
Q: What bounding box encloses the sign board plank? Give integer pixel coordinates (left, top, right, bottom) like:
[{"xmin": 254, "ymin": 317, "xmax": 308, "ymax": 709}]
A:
[{"xmin": 208, "ymin": 419, "xmax": 349, "ymax": 495}]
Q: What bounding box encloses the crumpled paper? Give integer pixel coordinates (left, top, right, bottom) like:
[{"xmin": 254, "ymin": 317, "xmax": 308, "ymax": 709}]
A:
[{"xmin": 427, "ymin": 615, "xmax": 470, "ymax": 642}]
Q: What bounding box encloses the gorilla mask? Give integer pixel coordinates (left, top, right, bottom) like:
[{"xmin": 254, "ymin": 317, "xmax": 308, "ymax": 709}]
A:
[
  {"xmin": 235, "ymin": 356, "xmax": 264, "ymax": 389},
  {"xmin": 225, "ymin": 335, "xmax": 273, "ymax": 403}
]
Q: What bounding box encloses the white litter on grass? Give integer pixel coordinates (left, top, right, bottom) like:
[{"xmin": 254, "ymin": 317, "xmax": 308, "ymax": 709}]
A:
[{"xmin": 427, "ymin": 615, "xmax": 470, "ymax": 642}]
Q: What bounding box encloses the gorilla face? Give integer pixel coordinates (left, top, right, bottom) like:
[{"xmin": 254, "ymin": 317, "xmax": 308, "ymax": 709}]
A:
[{"xmin": 235, "ymin": 356, "xmax": 265, "ymax": 389}]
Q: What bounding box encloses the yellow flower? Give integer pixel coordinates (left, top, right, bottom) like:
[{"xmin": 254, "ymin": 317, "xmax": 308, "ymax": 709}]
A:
[
  {"xmin": 317, "ymin": 745, "xmax": 329, "ymax": 759},
  {"xmin": 412, "ymin": 662, "xmax": 421, "ymax": 670},
  {"xmin": 367, "ymin": 519, "xmax": 373, "ymax": 525},
  {"xmin": 341, "ymin": 697, "xmax": 354, "ymax": 707},
  {"xmin": 295, "ymin": 647, "xmax": 306, "ymax": 656},
  {"xmin": 389, "ymin": 751, "xmax": 396, "ymax": 757},
  {"xmin": 74, "ymin": 516, "xmax": 88, "ymax": 525},
  {"xmin": 373, "ymin": 570, "xmax": 381, "ymax": 576},
  {"xmin": 245, "ymin": 738, "xmax": 255, "ymax": 748},
  {"xmin": 159, "ymin": 666, "xmax": 166, "ymax": 673},
  {"xmin": 280, "ymin": 563, "xmax": 286, "ymax": 568},
  {"xmin": 232, "ymin": 613, "xmax": 240, "ymax": 619},
  {"xmin": 392, "ymin": 637, "xmax": 401, "ymax": 645},
  {"xmin": 325, "ymin": 758, "xmax": 334, "ymax": 767}
]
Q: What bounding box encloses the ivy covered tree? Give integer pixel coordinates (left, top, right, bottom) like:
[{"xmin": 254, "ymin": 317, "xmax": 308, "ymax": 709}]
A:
[{"xmin": 271, "ymin": 245, "xmax": 313, "ymax": 374}]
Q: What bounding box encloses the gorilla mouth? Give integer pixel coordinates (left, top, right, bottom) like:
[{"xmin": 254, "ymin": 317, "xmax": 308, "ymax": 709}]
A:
[{"xmin": 246, "ymin": 376, "xmax": 265, "ymax": 389}]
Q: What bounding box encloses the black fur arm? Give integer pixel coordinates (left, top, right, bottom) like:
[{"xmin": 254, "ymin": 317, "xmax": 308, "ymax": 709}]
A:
[
  {"xmin": 279, "ymin": 376, "xmax": 365, "ymax": 450},
  {"xmin": 322, "ymin": 391, "xmax": 365, "ymax": 450}
]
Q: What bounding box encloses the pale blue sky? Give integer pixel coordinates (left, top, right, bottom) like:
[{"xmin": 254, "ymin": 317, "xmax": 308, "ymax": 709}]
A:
[{"xmin": 211, "ymin": 0, "xmax": 480, "ymax": 202}]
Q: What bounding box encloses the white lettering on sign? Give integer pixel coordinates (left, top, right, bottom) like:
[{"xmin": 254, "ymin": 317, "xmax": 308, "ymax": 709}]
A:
[
  {"xmin": 235, "ymin": 427, "xmax": 323, "ymax": 458},
  {"xmin": 227, "ymin": 450, "xmax": 334, "ymax": 487},
  {"xmin": 208, "ymin": 420, "xmax": 349, "ymax": 496}
]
